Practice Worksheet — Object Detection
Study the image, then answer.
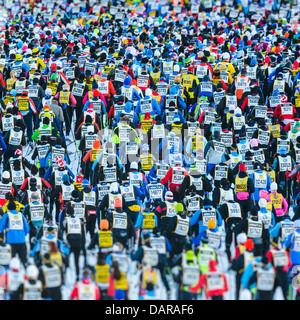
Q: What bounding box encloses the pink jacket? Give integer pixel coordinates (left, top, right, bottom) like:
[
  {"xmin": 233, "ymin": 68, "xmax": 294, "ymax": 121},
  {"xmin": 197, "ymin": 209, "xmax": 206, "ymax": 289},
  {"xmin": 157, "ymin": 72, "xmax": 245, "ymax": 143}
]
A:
[
  {"xmin": 82, "ymin": 90, "xmax": 107, "ymax": 108},
  {"xmin": 267, "ymin": 192, "xmax": 288, "ymax": 216},
  {"xmin": 54, "ymin": 92, "xmax": 77, "ymax": 107}
]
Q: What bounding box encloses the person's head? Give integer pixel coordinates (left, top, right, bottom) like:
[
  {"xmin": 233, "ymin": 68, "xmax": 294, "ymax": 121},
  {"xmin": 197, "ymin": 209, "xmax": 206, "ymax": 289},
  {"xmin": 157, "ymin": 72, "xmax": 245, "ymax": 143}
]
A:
[
  {"xmin": 250, "ymin": 206, "xmax": 258, "ymax": 218},
  {"xmin": 43, "ymin": 117, "xmax": 50, "ymax": 126},
  {"xmin": 189, "ymin": 185, "xmax": 196, "ymax": 196},
  {"xmin": 237, "ymin": 233, "xmax": 247, "ymax": 245},
  {"xmin": 62, "ymin": 174, "xmax": 70, "ymax": 184},
  {"xmin": 114, "ymin": 197, "xmax": 122, "ymax": 210},
  {"xmin": 15, "ymin": 119, "xmax": 23, "ymax": 128},
  {"xmin": 7, "ymin": 201, "xmax": 16, "ymax": 211},
  {"xmin": 55, "ymin": 136, "xmax": 62, "ymax": 146},
  {"xmin": 31, "ymin": 192, "xmax": 39, "ymax": 202},
  {"xmin": 142, "ymin": 233, "xmax": 151, "ymax": 246},
  {"xmin": 175, "ymin": 202, "xmax": 184, "ymax": 215},
  {"xmin": 26, "ymin": 265, "xmax": 39, "ymax": 280},
  {"xmin": 200, "ymin": 236, "xmax": 209, "ymax": 246},
  {"xmin": 82, "ymin": 268, "xmax": 92, "ymax": 280},
  {"xmin": 71, "ymin": 189, "xmax": 80, "ymax": 199},
  {"xmin": 42, "ymin": 253, "xmax": 53, "ymax": 266},
  {"xmin": 111, "ymin": 261, "xmax": 121, "ymax": 281},
  {"xmin": 66, "ymin": 206, "xmax": 74, "ymax": 217},
  {"xmin": 209, "ymin": 259, "xmax": 218, "ymax": 270},
  {"xmin": 30, "ymin": 165, "xmax": 39, "ymax": 176},
  {"xmin": 270, "ymin": 182, "xmax": 277, "ymax": 192},
  {"xmin": 239, "ymin": 163, "xmax": 246, "ymax": 173},
  {"xmin": 48, "ymin": 241, "xmax": 59, "ymax": 254},
  {"xmin": 100, "ymin": 219, "xmax": 109, "ymax": 230},
  {"xmin": 165, "ymin": 190, "xmax": 173, "ymax": 201},
  {"xmin": 220, "ymin": 178, "xmax": 229, "ymax": 188},
  {"xmin": 244, "ymin": 238, "xmax": 254, "ymax": 252},
  {"xmin": 203, "ymin": 198, "xmax": 212, "ymax": 207},
  {"xmin": 130, "ymin": 161, "xmax": 138, "ymax": 171},
  {"xmin": 9, "ymin": 257, "xmax": 21, "ymax": 271},
  {"xmin": 2, "ymin": 171, "xmax": 10, "ymax": 182},
  {"xmin": 258, "ymin": 198, "xmax": 267, "ymax": 209},
  {"xmin": 207, "ymin": 219, "xmax": 216, "ymax": 230}
]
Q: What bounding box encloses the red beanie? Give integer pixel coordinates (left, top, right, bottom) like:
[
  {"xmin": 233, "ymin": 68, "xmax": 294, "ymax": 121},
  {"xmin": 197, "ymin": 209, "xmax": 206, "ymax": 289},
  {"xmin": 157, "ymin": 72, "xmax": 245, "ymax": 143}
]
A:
[
  {"xmin": 209, "ymin": 260, "xmax": 218, "ymax": 269},
  {"xmin": 244, "ymin": 239, "xmax": 254, "ymax": 251},
  {"xmin": 93, "ymin": 90, "xmax": 100, "ymax": 97},
  {"xmin": 239, "ymin": 164, "xmax": 246, "ymax": 172}
]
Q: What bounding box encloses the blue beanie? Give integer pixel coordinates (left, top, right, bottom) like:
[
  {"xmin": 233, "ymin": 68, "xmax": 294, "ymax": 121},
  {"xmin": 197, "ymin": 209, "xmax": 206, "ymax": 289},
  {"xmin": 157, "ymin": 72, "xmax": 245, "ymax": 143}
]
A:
[
  {"xmin": 62, "ymin": 174, "xmax": 70, "ymax": 182},
  {"xmin": 124, "ymin": 77, "xmax": 131, "ymax": 86},
  {"xmin": 125, "ymin": 101, "xmax": 132, "ymax": 111},
  {"xmin": 82, "ymin": 178, "xmax": 90, "ymax": 188}
]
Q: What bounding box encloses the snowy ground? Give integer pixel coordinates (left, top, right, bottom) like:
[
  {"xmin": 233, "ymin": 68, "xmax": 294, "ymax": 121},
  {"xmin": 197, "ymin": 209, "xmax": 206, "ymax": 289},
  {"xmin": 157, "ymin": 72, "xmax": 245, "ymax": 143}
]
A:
[{"xmin": 16, "ymin": 115, "xmax": 290, "ymax": 300}]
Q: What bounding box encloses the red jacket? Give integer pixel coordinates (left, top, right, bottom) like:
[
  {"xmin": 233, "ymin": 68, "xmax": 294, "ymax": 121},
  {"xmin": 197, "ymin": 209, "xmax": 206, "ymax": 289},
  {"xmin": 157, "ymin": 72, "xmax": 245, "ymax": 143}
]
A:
[
  {"xmin": 190, "ymin": 266, "xmax": 229, "ymax": 299},
  {"xmin": 266, "ymin": 247, "xmax": 292, "ymax": 273},
  {"xmin": 274, "ymin": 103, "xmax": 296, "ymax": 123},
  {"xmin": 20, "ymin": 177, "xmax": 51, "ymax": 191},
  {"xmin": 284, "ymin": 118, "xmax": 300, "ymax": 132},
  {"xmin": 160, "ymin": 165, "xmax": 188, "ymax": 192},
  {"xmin": 70, "ymin": 279, "xmax": 100, "ymax": 300}
]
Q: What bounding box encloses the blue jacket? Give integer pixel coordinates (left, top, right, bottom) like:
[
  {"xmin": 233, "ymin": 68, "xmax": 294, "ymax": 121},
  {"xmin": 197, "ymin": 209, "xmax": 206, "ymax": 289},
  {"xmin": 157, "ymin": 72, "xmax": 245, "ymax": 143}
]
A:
[
  {"xmin": 92, "ymin": 152, "xmax": 123, "ymax": 171},
  {"xmin": 44, "ymin": 163, "xmax": 75, "ymax": 182},
  {"xmin": 135, "ymin": 211, "xmax": 158, "ymax": 229},
  {"xmin": 0, "ymin": 210, "xmax": 29, "ymax": 244},
  {"xmin": 241, "ymin": 257, "xmax": 272, "ymax": 291},
  {"xmin": 284, "ymin": 229, "xmax": 300, "ymax": 265},
  {"xmin": 30, "ymin": 237, "xmax": 70, "ymax": 257},
  {"xmin": 189, "ymin": 206, "xmax": 223, "ymax": 234},
  {"xmin": 121, "ymin": 85, "xmax": 141, "ymax": 101},
  {"xmin": 160, "ymin": 95, "xmax": 186, "ymax": 111},
  {"xmin": 191, "ymin": 227, "xmax": 222, "ymax": 248},
  {"xmin": 115, "ymin": 109, "xmax": 139, "ymax": 128},
  {"xmin": 135, "ymin": 97, "xmax": 161, "ymax": 119},
  {"xmin": 0, "ymin": 131, "xmax": 7, "ymax": 152},
  {"xmin": 161, "ymin": 109, "xmax": 185, "ymax": 124},
  {"xmin": 270, "ymin": 218, "xmax": 293, "ymax": 239},
  {"xmin": 249, "ymin": 170, "xmax": 272, "ymax": 201}
]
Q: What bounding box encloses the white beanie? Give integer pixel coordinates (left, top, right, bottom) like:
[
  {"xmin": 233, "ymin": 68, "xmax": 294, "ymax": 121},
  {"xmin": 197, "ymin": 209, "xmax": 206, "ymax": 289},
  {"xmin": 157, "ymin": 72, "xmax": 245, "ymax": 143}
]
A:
[
  {"xmin": 234, "ymin": 107, "xmax": 242, "ymax": 115},
  {"xmin": 45, "ymin": 88, "xmax": 52, "ymax": 95},
  {"xmin": 237, "ymin": 233, "xmax": 247, "ymax": 244},
  {"xmin": 165, "ymin": 191, "xmax": 173, "ymax": 200},
  {"xmin": 270, "ymin": 182, "xmax": 277, "ymax": 191},
  {"xmin": 258, "ymin": 198, "xmax": 267, "ymax": 209}
]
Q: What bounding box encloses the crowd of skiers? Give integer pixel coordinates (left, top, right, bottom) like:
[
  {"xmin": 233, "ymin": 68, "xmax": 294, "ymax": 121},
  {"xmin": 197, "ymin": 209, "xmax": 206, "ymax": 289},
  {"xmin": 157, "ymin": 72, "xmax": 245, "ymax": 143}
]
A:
[{"xmin": 0, "ymin": 0, "xmax": 300, "ymax": 301}]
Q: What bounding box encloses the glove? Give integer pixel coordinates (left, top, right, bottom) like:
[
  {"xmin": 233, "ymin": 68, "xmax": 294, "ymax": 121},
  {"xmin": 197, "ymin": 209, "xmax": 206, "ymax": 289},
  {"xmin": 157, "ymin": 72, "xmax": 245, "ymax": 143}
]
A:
[
  {"xmin": 251, "ymin": 287, "xmax": 257, "ymax": 295},
  {"xmin": 31, "ymin": 237, "xmax": 37, "ymax": 244},
  {"xmin": 231, "ymin": 223, "xmax": 236, "ymax": 231}
]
